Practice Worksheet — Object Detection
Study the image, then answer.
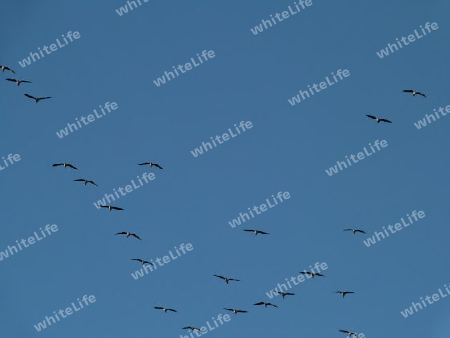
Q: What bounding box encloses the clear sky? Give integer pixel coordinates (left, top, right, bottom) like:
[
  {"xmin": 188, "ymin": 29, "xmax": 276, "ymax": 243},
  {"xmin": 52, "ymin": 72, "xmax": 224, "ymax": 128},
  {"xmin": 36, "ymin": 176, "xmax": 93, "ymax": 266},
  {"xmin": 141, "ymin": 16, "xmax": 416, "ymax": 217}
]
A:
[{"xmin": 1, "ymin": 1, "xmax": 450, "ymax": 337}]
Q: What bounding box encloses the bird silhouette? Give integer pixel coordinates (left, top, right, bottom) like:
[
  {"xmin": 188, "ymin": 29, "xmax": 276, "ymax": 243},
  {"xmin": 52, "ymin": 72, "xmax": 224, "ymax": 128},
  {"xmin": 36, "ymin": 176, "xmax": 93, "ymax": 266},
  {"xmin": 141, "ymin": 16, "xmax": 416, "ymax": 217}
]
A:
[
  {"xmin": 300, "ymin": 271, "xmax": 325, "ymax": 278},
  {"xmin": 0, "ymin": 65, "xmax": 15, "ymax": 74},
  {"xmin": 53, "ymin": 163, "xmax": 78, "ymax": 170},
  {"xmin": 115, "ymin": 232, "xmax": 141, "ymax": 240},
  {"xmin": 223, "ymin": 308, "xmax": 248, "ymax": 315},
  {"xmin": 254, "ymin": 302, "xmax": 277, "ymax": 308},
  {"xmin": 275, "ymin": 291, "xmax": 295, "ymax": 299},
  {"xmin": 403, "ymin": 89, "xmax": 426, "ymax": 98},
  {"xmin": 343, "ymin": 228, "xmax": 365, "ymax": 234},
  {"xmin": 366, "ymin": 115, "xmax": 392, "ymax": 124},
  {"xmin": 335, "ymin": 291, "xmax": 355, "ymax": 298},
  {"xmin": 24, "ymin": 94, "xmax": 51, "ymax": 103},
  {"xmin": 100, "ymin": 205, "xmax": 124, "ymax": 211},
  {"xmin": 154, "ymin": 306, "xmax": 177, "ymax": 313},
  {"xmin": 243, "ymin": 229, "xmax": 269, "ymax": 235},
  {"xmin": 6, "ymin": 78, "xmax": 32, "ymax": 86},
  {"xmin": 131, "ymin": 258, "xmax": 154, "ymax": 266},
  {"xmin": 73, "ymin": 179, "xmax": 97, "ymax": 186},
  {"xmin": 138, "ymin": 162, "xmax": 163, "ymax": 169},
  {"xmin": 214, "ymin": 274, "xmax": 240, "ymax": 284}
]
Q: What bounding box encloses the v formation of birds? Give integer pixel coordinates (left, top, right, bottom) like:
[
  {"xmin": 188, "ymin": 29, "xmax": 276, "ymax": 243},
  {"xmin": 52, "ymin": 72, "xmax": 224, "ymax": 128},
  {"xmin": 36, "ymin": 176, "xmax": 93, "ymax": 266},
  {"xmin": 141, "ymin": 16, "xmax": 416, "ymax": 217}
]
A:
[{"xmin": 0, "ymin": 64, "xmax": 428, "ymax": 336}]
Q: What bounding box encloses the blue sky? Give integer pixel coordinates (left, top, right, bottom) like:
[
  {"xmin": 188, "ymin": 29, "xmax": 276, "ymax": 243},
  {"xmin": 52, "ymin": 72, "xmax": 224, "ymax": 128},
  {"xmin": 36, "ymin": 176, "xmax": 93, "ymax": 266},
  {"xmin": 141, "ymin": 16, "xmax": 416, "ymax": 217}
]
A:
[{"xmin": 1, "ymin": 1, "xmax": 450, "ymax": 337}]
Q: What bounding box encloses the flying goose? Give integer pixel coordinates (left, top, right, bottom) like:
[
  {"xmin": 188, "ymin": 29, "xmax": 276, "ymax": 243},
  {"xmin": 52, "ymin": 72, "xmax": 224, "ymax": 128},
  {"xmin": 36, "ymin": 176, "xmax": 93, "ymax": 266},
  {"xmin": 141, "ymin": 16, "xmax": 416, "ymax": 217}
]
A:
[
  {"xmin": 24, "ymin": 94, "xmax": 51, "ymax": 103},
  {"xmin": 339, "ymin": 329, "xmax": 358, "ymax": 337},
  {"xmin": 154, "ymin": 306, "xmax": 177, "ymax": 313},
  {"xmin": 0, "ymin": 65, "xmax": 15, "ymax": 74},
  {"xmin": 182, "ymin": 326, "xmax": 204, "ymax": 332},
  {"xmin": 115, "ymin": 232, "xmax": 141, "ymax": 240},
  {"xmin": 243, "ymin": 229, "xmax": 269, "ymax": 235},
  {"xmin": 214, "ymin": 274, "xmax": 240, "ymax": 284},
  {"xmin": 223, "ymin": 308, "xmax": 248, "ymax": 315},
  {"xmin": 335, "ymin": 291, "xmax": 355, "ymax": 298},
  {"xmin": 366, "ymin": 115, "xmax": 392, "ymax": 124},
  {"xmin": 343, "ymin": 228, "xmax": 365, "ymax": 234},
  {"xmin": 276, "ymin": 291, "xmax": 295, "ymax": 299},
  {"xmin": 73, "ymin": 178, "xmax": 97, "ymax": 186},
  {"xmin": 100, "ymin": 205, "xmax": 124, "ymax": 211},
  {"xmin": 52, "ymin": 163, "xmax": 78, "ymax": 170},
  {"xmin": 6, "ymin": 78, "xmax": 32, "ymax": 86},
  {"xmin": 138, "ymin": 162, "xmax": 163, "ymax": 169},
  {"xmin": 131, "ymin": 258, "xmax": 154, "ymax": 266},
  {"xmin": 254, "ymin": 302, "xmax": 278, "ymax": 308},
  {"xmin": 300, "ymin": 271, "xmax": 325, "ymax": 278},
  {"xmin": 403, "ymin": 89, "xmax": 426, "ymax": 98}
]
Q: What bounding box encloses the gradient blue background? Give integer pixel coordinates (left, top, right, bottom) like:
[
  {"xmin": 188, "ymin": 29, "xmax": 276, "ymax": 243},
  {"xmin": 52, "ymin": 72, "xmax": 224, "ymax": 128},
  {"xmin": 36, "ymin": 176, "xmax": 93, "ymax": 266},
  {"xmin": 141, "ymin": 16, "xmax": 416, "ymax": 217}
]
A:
[{"xmin": 1, "ymin": 1, "xmax": 450, "ymax": 337}]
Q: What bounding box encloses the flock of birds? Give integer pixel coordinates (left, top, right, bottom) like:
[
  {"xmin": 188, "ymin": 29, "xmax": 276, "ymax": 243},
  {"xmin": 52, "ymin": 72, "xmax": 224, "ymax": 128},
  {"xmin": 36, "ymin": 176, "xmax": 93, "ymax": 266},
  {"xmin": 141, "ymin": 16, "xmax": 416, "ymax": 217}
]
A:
[
  {"xmin": 50, "ymin": 160, "xmax": 166, "ymax": 267},
  {"xmin": 365, "ymin": 89, "xmax": 427, "ymax": 124},
  {"xmin": 154, "ymin": 269, "xmax": 359, "ymax": 335},
  {"xmin": 53, "ymin": 156, "xmax": 370, "ymax": 337},
  {"xmin": 1, "ymin": 64, "xmax": 52, "ymax": 103},
  {"xmin": 2, "ymin": 60, "xmax": 428, "ymax": 336},
  {"xmin": 149, "ymin": 228, "xmax": 368, "ymax": 336}
]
